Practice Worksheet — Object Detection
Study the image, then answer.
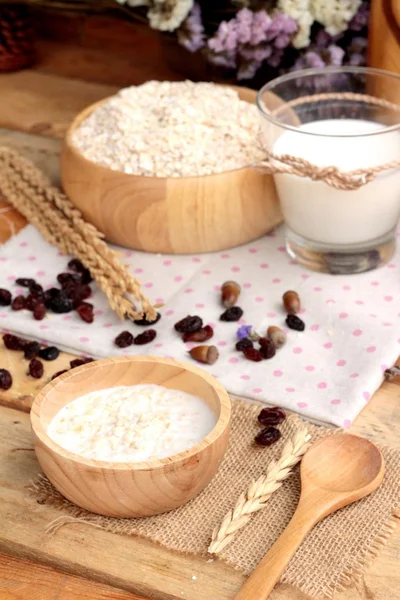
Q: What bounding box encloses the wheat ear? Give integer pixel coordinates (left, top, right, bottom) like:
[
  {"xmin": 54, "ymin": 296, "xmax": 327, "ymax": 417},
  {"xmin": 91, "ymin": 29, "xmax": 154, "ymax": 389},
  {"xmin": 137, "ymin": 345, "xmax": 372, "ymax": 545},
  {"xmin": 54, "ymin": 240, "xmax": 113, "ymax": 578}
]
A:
[{"xmin": 208, "ymin": 427, "xmax": 311, "ymax": 555}]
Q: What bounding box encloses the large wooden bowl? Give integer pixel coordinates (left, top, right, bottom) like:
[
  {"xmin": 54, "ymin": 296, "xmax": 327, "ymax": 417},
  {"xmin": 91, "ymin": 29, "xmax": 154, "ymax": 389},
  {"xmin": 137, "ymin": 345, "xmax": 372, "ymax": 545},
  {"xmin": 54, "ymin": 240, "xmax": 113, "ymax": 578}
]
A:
[
  {"xmin": 30, "ymin": 356, "xmax": 231, "ymax": 518},
  {"xmin": 61, "ymin": 86, "xmax": 282, "ymax": 254}
]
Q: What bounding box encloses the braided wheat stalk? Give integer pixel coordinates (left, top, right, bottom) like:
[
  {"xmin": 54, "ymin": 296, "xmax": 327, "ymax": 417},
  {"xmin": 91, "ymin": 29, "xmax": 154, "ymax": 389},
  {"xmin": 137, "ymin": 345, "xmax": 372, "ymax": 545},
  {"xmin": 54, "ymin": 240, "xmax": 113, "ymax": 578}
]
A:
[
  {"xmin": 0, "ymin": 147, "xmax": 156, "ymax": 321},
  {"xmin": 208, "ymin": 427, "xmax": 311, "ymax": 555}
]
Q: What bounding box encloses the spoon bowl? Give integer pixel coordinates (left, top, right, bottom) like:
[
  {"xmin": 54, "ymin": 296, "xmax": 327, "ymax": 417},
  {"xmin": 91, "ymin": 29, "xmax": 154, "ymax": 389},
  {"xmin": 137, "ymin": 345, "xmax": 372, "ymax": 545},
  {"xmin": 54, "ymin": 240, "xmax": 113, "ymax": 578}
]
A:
[
  {"xmin": 302, "ymin": 434, "xmax": 384, "ymax": 494},
  {"xmin": 234, "ymin": 433, "xmax": 385, "ymax": 600}
]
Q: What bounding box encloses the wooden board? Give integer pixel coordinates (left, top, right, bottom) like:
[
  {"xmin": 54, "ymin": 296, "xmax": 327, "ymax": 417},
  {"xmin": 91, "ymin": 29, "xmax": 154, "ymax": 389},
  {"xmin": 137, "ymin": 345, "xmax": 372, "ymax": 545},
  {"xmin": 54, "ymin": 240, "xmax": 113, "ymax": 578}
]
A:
[
  {"xmin": 0, "ymin": 552, "xmax": 142, "ymax": 600},
  {"xmin": 0, "ymin": 72, "xmax": 399, "ymax": 600}
]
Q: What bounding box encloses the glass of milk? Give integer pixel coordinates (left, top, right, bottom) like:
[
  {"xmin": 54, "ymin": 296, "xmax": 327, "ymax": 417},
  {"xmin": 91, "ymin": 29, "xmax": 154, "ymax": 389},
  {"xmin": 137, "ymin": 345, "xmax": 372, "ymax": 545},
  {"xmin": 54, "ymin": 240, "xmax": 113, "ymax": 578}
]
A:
[{"xmin": 257, "ymin": 67, "xmax": 400, "ymax": 274}]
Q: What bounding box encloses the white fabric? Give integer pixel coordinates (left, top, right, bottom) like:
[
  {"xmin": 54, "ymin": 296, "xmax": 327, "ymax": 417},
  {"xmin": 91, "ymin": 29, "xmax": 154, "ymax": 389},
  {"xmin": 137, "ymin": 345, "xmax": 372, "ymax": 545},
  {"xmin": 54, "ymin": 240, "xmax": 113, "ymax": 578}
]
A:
[{"xmin": 1, "ymin": 225, "xmax": 399, "ymax": 427}]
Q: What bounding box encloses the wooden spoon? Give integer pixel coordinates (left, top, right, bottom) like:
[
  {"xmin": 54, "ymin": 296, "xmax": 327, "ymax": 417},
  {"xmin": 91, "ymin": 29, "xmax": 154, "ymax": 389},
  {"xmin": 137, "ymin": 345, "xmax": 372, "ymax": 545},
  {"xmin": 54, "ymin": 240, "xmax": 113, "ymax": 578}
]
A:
[{"xmin": 234, "ymin": 434, "xmax": 384, "ymax": 600}]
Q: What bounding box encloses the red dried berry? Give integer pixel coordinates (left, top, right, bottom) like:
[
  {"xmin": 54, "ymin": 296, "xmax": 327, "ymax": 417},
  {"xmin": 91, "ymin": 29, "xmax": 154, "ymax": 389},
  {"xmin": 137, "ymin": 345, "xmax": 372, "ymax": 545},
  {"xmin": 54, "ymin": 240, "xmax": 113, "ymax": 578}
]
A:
[
  {"xmin": 0, "ymin": 288, "xmax": 12, "ymax": 306},
  {"xmin": 259, "ymin": 337, "xmax": 276, "ymax": 359},
  {"xmin": 3, "ymin": 333, "xmax": 27, "ymax": 351},
  {"xmin": 255, "ymin": 426, "xmax": 282, "ymax": 446},
  {"xmin": 115, "ymin": 331, "xmax": 134, "ymax": 348},
  {"xmin": 58, "ymin": 272, "xmax": 81, "ymax": 285},
  {"xmin": 0, "ymin": 368, "xmax": 12, "ymax": 390},
  {"xmin": 243, "ymin": 347, "xmax": 263, "ymax": 362},
  {"xmin": 174, "ymin": 315, "xmax": 203, "ymax": 333},
  {"xmin": 70, "ymin": 357, "xmax": 94, "ymax": 369},
  {"xmin": 52, "ymin": 369, "xmax": 68, "ymax": 380},
  {"xmin": 15, "ymin": 278, "xmax": 35, "ymax": 288},
  {"xmin": 76, "ymin": 302, "xmax": 94, "ymax": 323},
  {"xmin": 11, "ymin": 295, "xmax": 26, "ymax": 311},
  {"xmin": 24, "ymin": 341, "xmax": 41, "ymax": 360},
  {"xmin": 44, "ymin": 288, "xmax": 59, "ymax": 308},
  {"xmin": 29, "ymin": 358, "xmax": 44, "ymax": 379},
  {"xmin": 258, "ymin": 407, "xmax": 286, "ymax": 426},
  {"xmin": 51, "ymin": 294, "xmax": 73, "ymax": 314},
  {"xmin": 235, "ymin": 338, "xmax": 253, "ymax": 352},
  {"xmin": 182, "ymin": 325, "xmax": 214, "ymax": 343},
  {"xmin": 25, "ymin": 294, "xmax": 39, "ymax": 311},
  {"xmin": 29, "ymin": 282, "xmax": 43, "ymax": 295},
  {"xmin": 220, "ymin": 306, "xmax": 243, "ymax": 322},
  {"xmin": 134, "ymin": 329, "xmax": 157, "ymax": 345},
  {"xmin": 133, "ymin": 312, "xmax": 161, "ymax": 326},
  {"xmin": 67, "ymin": 259, "xmax": 92, "ymax": 283},
  {"xmin": 286, "ymin": 314, "xmax": 305, "ymax": 331},
  {"xmin": 33, "ymin": 303, "xmax": 46, "ymax": 321},
  {"xmin": 39, "ymin": 346, "xmax": 60, "ymax": 361}
]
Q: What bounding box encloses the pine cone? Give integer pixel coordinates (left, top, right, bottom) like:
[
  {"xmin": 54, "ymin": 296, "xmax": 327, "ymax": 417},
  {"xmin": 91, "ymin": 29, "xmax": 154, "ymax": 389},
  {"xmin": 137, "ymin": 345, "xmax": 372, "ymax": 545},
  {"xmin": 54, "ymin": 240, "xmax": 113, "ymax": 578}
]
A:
[{"xmin": 0, "ymin": 4, "xmax": 35, "ymax": 72}]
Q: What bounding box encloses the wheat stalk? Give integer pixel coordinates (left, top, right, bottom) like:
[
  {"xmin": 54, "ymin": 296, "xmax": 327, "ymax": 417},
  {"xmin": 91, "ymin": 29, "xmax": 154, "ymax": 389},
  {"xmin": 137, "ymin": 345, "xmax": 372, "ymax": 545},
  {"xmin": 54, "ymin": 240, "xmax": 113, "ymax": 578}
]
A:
[{"xmin": 208, "ymin": 427, "xmax": 311, "ymax": 555}]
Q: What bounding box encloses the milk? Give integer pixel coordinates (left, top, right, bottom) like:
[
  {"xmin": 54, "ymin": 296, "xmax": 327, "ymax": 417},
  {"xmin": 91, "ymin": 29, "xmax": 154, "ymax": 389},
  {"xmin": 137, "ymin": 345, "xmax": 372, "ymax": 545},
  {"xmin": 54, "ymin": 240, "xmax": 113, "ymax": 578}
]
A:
[
  {"xmin": 48, "ymin": 384, "xmax": 217, "ymax": 463},
  {"xmin": 272, "ymin": 119, "xmax": 400, "ymax": 246}
]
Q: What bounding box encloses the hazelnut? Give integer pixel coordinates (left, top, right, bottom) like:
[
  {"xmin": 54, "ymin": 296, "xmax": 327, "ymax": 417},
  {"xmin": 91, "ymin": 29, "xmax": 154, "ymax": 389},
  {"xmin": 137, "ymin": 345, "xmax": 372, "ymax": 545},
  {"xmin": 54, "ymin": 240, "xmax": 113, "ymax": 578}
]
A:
[
  {"xmin": 283, "ymin": 290, "xmax": 300, "ymax": 315},
  {"xmin": 221, "ymin": 281, "xmax": 241, "ymax": 308},
  {"xmin": 267, "ymin": 326, "xmax": 287, "ymax": 349}
]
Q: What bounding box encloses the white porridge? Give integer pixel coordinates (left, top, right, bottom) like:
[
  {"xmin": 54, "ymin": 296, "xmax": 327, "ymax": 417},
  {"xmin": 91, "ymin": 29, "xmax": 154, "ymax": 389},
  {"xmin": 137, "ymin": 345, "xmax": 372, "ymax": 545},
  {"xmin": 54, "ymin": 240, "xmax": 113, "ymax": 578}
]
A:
[{"xmin": 47, "ymin": 384, "xmax": 217, "ymax": 462}]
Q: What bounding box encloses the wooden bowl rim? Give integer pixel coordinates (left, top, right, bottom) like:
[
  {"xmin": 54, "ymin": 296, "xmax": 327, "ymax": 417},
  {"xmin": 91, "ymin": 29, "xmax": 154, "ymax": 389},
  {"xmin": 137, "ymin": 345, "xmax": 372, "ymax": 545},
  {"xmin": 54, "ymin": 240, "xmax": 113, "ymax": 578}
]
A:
[
  {"xmin": 63, "ymin": 85, "xmax": 261, "ymax": 182},
  {"xmin": 31, "ymin": 355, "xmax": 231, "ymax": 471}
]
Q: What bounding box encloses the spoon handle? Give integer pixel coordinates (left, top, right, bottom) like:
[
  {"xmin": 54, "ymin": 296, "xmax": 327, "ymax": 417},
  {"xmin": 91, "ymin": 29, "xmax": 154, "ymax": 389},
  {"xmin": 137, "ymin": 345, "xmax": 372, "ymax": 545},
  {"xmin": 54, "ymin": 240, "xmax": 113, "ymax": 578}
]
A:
[{"xmin": 234, "ymin": 506, "xmax": 315, "ymax": 600}]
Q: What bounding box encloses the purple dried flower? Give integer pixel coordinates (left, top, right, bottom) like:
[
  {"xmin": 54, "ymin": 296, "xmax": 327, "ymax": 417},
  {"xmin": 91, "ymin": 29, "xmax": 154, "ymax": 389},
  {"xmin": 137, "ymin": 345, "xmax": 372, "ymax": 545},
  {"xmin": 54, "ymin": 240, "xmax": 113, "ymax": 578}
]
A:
[
  {"xmin": 325, "ymin": 44, "xmax": 345, "ymax": 67},
  {"xmin": 349, "ymin": 1, "xmax": 370, "ymax": 31},
  {"xmin": 250, "ymin": 10, "xmax": 272, "ymax": 45},
  {"xmin": 177, "ymin": 3, "xmax": 205, "ymax": 53},
  {"xmin": 236, "ymin": 325, "xmax": 253, "ymax": 340},
  {"xmin": 208, "ymin": 20, "xmax": 238, "ymax": 53},
  {"xmin": 239, "ymin": 44, "xmax": 272, "ymax": 62},
  {"xmin": 236, "ymin": 8, "xmax": 253, "ymax": 45}
]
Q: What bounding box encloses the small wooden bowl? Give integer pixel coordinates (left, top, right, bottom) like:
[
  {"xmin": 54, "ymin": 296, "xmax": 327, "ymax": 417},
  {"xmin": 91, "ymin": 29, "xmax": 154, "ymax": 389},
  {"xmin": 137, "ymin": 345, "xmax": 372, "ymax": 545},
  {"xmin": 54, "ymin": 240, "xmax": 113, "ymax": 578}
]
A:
[
  {"xmin": 61, "ymin": 86, "xmax": 282, "ymax": 254},
  {"xmin": 30, "ymin": 356, "xmax": 231, "ymax": 518}
]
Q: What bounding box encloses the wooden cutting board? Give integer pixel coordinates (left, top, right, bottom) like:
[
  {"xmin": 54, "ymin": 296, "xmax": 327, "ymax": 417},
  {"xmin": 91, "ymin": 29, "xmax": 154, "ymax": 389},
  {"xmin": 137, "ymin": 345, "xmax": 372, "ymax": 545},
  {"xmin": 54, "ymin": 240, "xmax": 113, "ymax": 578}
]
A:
[{"xmin": 0, "ymin": 71, "xmax": 399, "ymax": 600}]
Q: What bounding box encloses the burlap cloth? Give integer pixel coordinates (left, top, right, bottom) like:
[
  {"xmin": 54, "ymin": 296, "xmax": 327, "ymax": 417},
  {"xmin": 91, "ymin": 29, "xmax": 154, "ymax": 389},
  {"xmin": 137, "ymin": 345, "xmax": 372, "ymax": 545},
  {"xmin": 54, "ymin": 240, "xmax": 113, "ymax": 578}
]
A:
[{"xmin": 32, "ymin": 400, "xmax": 400, "ymax": 599}]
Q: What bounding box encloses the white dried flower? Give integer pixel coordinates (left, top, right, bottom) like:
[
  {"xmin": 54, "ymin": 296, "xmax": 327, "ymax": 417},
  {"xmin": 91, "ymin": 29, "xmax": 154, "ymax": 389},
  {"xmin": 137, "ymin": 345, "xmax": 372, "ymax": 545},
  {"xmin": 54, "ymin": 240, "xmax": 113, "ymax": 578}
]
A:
[
  {"xmin": 310, "ymin": 0, "xmax": 362, "ymax": 35},
  {"xmin": 277, "ymin": 0, "xmax": 313, "ymax": 49},
  {"xmin": 148, "ymin": 0, "xmax": 193, "ymax": 32}
]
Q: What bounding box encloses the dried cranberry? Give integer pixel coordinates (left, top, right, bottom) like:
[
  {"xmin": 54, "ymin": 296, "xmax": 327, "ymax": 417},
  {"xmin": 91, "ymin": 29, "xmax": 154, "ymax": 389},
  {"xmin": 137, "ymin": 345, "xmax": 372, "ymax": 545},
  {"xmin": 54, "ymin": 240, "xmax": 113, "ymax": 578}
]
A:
[
  {"xmin": 0, "ymin": 288, "xmax": 11, "ymax": 306},
  {"xmin": 115, "ymin": 331, "xmax": 134, "ymax": 348},
  {"xmin": 134, "ymin": 329, "xmax": 157, "ymax": 345},
  {"xmin": 11, "ymin": 295, "xmax": 26, "ymax": 311},
  {"xmin": 259, "ymin": 337, "xmax": 276, "ymax": 359},
  {"xmin": 25, "ymin": 294, "xmax": 39, "ymax": 311},
  {"xmin": 182, "ymin": 325, "xmax": 214, "ymax": 343},
  {"xmin": 258, "ymin": 407, "xmax": 286, "ymax": 426},
  {"xmin": 255, "ymin": 426, "xmax": 282, "ymax": 447},
  {"xmin": 235, "ymin": 338, "xmax": 253, "ymax": 352},
  {"xmin": 15, "ymin": 278, "xmax": 35, "ymax": 288},
  {"xmin": 76, "ymin": 302, "xmax": 94, "ymax": 323},
  {"xmin": 44, "ymin": 288, "xmax": 59, "ymax": 308},
  {"xmin": 220, "ymin": 306, "xmax": 243, "ymax": 322},
  {"xmin": 0, "ymin": 368, "xmax": 12, "ymax": 390},
  {"xmin": 58, "ymin": 272, "xmax": 82, "ymax": 285},
  {"xmin": 52, "ymin": 369, "xmax": 68, "ymax": 380},
  {"xmin": 80, "ymin": 269, "xmax": 92, "ymax": 284},
  {"xmin": 286, "ymin": 314, "xmax": 305, "ymax": 332},
  {"xmin": 39, "ymin": 346, "xmax": 60, "ymax": 361},
  {"xmin": 29, "ymin": 358, "xmax": 44, "ymax": 379},
  {"xmin": 29, "ymin": 282, "xmax": 43, "ymax": 295},
  {"xmin": 67, "ymin": 259, "xmax": 92, "ymax": 283},
  {"xmin": 51, "ymin": 294, "xmax": 73, "ymax": 314},
  {"xmin": 174, "ymin": 315, "xmax": 203, "ymax": 333},
  {"xmin": 24, "ymin": 341, "xmax": 41, "ymax": 360},
  {"xmin": 33, "ymin": 303, "xmax": 46, "ymax": 321},
  {"xmin": 3, "ymin": 333, "xmax": 27, "ymax": 351},
  {"xmin": 133, "ymin": 312, "xmax": 161, "ymax": 326},
  {"xmin": 243, "ymin": 347, "xmax": 263, "ymax": 362},
  {"xmin": 70, "ymin": 357, "xmax": 94, "ymax": 369}
]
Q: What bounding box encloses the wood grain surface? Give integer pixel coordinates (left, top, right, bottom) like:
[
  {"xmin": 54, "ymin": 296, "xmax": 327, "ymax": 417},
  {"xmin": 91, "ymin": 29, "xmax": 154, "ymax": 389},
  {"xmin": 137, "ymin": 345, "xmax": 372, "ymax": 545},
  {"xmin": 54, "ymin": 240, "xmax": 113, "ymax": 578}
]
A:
[
  {"xmin": 0, "ymin": 64, "xmax": 399, "ymax": 599},
  {"xmin": 0, "ymin": 552, "xmax": 141, "ymax": 600},
  {"xmin": 369, "ymin": 0, "xmax": 400, "ymax": 106}
]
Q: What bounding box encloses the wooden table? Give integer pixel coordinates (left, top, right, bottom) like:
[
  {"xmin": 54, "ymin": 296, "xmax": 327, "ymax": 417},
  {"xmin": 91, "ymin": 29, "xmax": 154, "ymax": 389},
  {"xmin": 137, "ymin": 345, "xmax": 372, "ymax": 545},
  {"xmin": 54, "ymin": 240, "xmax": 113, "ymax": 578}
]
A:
[{"xmin": 0, "ymin": 53, "xmax": 399, "ymax": 600}]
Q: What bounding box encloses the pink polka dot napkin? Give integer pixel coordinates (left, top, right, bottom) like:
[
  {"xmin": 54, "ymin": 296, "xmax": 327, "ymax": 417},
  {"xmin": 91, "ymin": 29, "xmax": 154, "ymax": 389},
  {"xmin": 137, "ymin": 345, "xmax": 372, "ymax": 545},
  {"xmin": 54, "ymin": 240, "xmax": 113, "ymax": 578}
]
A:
[{"xmin": 1, "ymin": 225, "xmax": 399, "ymax": 427}]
